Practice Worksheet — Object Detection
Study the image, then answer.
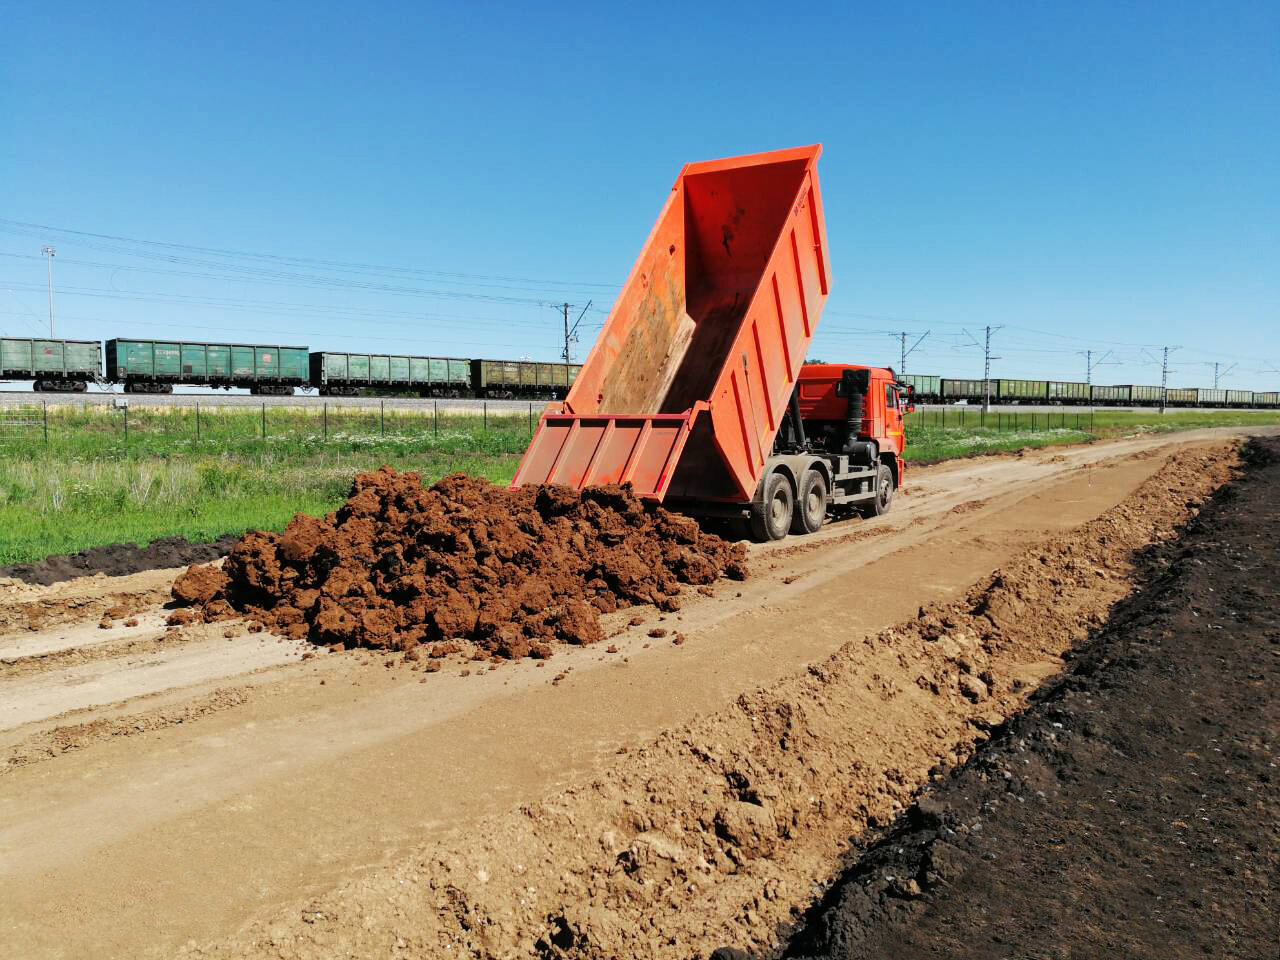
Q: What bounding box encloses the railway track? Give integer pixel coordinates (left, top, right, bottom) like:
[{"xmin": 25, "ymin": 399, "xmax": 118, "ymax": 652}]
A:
[
  {"xmin": 0, "ymin": 390, "xmax": 543, "ymax": 413},
  {"xmin": 0, "ymin": 390, "xmax": 1275, "ymax": 416}
]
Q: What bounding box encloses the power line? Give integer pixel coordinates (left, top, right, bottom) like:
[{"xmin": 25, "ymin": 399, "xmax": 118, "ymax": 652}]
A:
[
  {"xmin": 0, "ymin": 279, "xmax": 575, "ymax": 330},
  {"xmin": 0, "ymin": 251, "xmax": 602, "ymax": 312},
  {"xmin": 0, "ymin": 218, "xmax": 622, "ymax": 292}
]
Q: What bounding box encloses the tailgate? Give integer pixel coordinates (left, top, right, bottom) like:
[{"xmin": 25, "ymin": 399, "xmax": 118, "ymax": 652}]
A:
[{"xmin": 512, "ymin": 405, "xmax": 704, "ymax": 500}]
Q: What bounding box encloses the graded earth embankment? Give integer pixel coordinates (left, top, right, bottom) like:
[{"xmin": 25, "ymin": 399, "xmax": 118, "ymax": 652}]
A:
[
  {"xmin": 782, "ymin": 437, "xmax": 1279, "ymax": 960},
  {"xmin": 171, "ymin": 468, "xmax": 747, "ymax": 659},
  {"xmin": 182, "ymin": 445, "xmax": 1241, "ymax": 960}
]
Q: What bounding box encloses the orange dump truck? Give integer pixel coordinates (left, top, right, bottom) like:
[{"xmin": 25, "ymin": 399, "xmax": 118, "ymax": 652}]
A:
[{"xmin": 513, "ymin": 145, "xmax": 912, "ymax": 540}]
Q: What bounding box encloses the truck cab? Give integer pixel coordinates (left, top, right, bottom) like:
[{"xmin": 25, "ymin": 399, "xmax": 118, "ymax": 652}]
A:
[{"xmin": 743, "ymin": 363, "xmax": 912, "ymax": 541}]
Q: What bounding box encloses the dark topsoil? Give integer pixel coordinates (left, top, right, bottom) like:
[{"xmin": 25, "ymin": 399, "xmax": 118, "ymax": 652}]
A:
[
  {"xmin": 0, "ymin": 534, "xmax": 241, "ymax": 586},
  {"xmin": 768, "ymin": 437, "xmax": 1279, "ymax": 960}
]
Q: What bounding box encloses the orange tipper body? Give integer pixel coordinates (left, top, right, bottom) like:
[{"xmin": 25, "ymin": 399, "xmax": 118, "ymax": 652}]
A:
[{"xmin": 512, "ymin": 145, "xmax": 831, "ymax": 502}]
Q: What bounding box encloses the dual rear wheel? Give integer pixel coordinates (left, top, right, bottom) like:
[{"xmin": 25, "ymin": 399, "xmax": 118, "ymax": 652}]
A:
[
  {"xmin": 748, "ymin": 462, "xmax": 895, "ymax": 542},
  {"xmin": 748, "ymin": 468, "xmax": 829, "ymax": 541}
]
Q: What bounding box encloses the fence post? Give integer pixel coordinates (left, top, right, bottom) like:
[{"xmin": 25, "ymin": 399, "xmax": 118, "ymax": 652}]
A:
[
  {"xmin": 483, "ymin": 401, "xmax": 488, "ymax": 431},
  {"xmin": 323, "ymin": 402, "xmax": 328, "ymax": 439},
  {"xmin": 196, "ymin": 400, "xmax": 201, "ymax": 441},
  {"xmin": 123, "ymin": 404, "xmax": 129, "ymax": 447},
  {"xmin": 434, "ymin": 400, "xmax": 439, "ymax": 437},
  {"xmin": 261, "ymin": 401, "xmax": 267, "ymax": 439},
  {"xmin": 380, "ymin": 400, "xmax": 385, "ymax": 437},
  {"xmin": 529, "ymin": 402, "xmax": 534, "ymax": 435}
]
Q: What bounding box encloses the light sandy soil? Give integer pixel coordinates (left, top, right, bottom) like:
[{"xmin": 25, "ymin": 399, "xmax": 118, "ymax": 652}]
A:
[{"xmin": 0, "ymin": 426, "xmax": 1271, "ymax": 959}]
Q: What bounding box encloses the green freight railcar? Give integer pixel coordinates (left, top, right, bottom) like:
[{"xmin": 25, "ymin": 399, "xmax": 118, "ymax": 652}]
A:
[
  {"xmin": 471, "ymin": 359, "xmax": 577, "ymax": 398},
  {"xmin": 941, "ymin": 378, "xmax": 988, "ymax": 401},
  {"xmin": 106, "ymin": 339, "xmax": 308, "ymax": 394},
  {"xmin": 1090, "ymin": 384, "xmax": 1130, "ymax": 405},
  {"xmin": 1129, "ymin": 385, "xmax": 1163, "ymax": 405},
  {"xmin": 0, "ymin": 338, "xmax": 100, "ymax": 392},
  {"xmin": 309, "ymin": 352, "xmax": 470, "ymax": 396},
  {"xmin": 1224, "ymin": 389, "xmax": 1254, "ymax": 407},
  {"xmin": 1254, "ymin": 392, "xmax": 1280, "ymax": 407},
  {"xmin": 1195, "ymin": 388, "xmax": 1227, "ymax": 406},
  {"xmin": 899, "ymin": 374, "xmax": 941, "ymax": 399},
  {"xmin": 997, "ymin": 379, "xmax": 1047, "ymax": 402},
  {"xmin": 1047, "ymin": 381, "xmax": 1089, "ymax": 403},
  {"xmin": 1166, "ymin": 388, "xmax": 1197, "ymax": 406}
]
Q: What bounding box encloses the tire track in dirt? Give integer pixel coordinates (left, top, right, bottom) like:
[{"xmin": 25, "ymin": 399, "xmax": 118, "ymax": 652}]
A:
[{"xmin": 181, "ymin": 447, "xmax": 1240, "ymax": 960}]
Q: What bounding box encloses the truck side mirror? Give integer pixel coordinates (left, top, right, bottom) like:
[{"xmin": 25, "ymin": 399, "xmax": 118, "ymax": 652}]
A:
[{"xmin": 905, "ymin": 384, "xmax": 916, "ymax": 413}]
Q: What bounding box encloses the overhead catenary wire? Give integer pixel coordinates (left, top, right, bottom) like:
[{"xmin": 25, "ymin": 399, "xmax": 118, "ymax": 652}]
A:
[{"xmin": 1, "ymin": 219, "xmax": 1276, "ymax": 387}]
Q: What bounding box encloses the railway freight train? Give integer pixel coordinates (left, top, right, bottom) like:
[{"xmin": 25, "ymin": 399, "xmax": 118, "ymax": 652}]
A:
[
  {"xmin": 1, "ymin": 335, "xmax": 1274, "ymax": 407},
  {"xmin": 898, "ymin": 373, "xmax": 1277, "ymax": 409},
  {"xmin": 0, "ymin": 336, "xmax": 582, "ymax": 399}
]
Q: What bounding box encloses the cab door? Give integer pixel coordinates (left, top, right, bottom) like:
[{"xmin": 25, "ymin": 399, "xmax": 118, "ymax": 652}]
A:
[{"xmin": 884, "ymin": 382, "xmax": 905, "ymax": 455}]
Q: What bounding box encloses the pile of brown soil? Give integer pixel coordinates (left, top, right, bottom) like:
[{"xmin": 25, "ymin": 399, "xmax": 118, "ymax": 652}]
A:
[{"xmin": 171, "ymin": 468, "xmax": 746, "ymax": 659}]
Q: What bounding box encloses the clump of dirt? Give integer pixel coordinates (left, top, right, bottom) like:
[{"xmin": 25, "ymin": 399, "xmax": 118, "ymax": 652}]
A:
[
  {"xmin": 172, "ymin": 564, "xmax": 230, "ymax": 605},
  {"xmin": 173, "ymin": 468, "xmax": 746, "ymax": 658}
]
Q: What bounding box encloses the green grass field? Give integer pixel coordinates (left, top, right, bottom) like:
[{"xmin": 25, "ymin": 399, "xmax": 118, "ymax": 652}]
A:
[
  {"xmin": 0, "ymin": 404, "xmax": 530, "ymax": 564},
  {"xmin": 1, "ymin": 403, "xmax": 1276, "ymax": 565},
  {"xmin": 902, "ymin": 408, "xmax": 1280, "ymax": 462}
]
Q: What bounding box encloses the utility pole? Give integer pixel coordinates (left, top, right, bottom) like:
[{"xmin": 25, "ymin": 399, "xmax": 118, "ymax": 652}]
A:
[
  {"xmin": 1210, "ymin": 361, "xmax": 1237, "ymax": 389},
  {"xmin": 41, "ymin": 245, "xmax": 56, "ymax": 338},
  {"xmin": 1159, "ymin": 346, "xmax": 1180, "ymax": 413},
  {"xmin": 896, "ymin": 330, "xmax": 929, "ymax": 376},
  {"xmin": 556, "ymin": 300, "xmax": 593, "ymax": 364},
  {"xmin": 1079, "ymin": 348, "xmax": 1115, "ymax": 386},
  {"xmin": 960, "ymin": 325, "xmax": 1002, "ymax": 413},
  {"xmin": 982, "ymin": 325, "xmax": 1003, "ymax": 414},
  {"xmin": 561, "ymin": 302, "xmax": 570, "ymax": 364}
]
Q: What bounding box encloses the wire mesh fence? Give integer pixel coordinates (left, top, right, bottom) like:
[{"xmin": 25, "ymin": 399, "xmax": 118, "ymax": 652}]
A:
[
  {"xmin": 905, "ymin": 407, "xmax": 1095, "ymax": 434},
  {"xmin": 0, "ymin": 400, "xmax": 545, "ymax": 455}
]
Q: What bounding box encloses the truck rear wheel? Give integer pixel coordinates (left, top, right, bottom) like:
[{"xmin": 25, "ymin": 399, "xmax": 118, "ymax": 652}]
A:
[
  {"xmin": 790, "ymin": 469, "xmax": 827, "ymax": 535},
  {"xmin": 862, "ymin": 463, "xmax": 895, "ymax": 517},
  {"xmin": 749, "ymin": 471, "xmax": 794, "ymax": 542}
]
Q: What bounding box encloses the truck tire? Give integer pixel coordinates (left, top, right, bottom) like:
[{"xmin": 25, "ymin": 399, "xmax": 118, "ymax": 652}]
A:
[
  {"xmin": 862, "ymin": 463, "xmax": 895, "ymax": 517},
  {"xmin": 749, "ymin": 471, "xmax": 794, "ymax": 542},
  {"xmin": 790, "ymin": 468, "xmax": 827, "ymax": 535}
]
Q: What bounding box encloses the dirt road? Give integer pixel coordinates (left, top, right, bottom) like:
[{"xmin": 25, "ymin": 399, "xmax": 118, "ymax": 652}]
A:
[{"xmin": 0, "ymin": 427, "xmax": 1269, "ymax": 958}]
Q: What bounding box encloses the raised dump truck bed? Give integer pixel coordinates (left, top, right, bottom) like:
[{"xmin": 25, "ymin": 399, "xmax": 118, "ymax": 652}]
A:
[{"xmin": 514, "ymin": 145, "xmax": 831, "ymax": 503}]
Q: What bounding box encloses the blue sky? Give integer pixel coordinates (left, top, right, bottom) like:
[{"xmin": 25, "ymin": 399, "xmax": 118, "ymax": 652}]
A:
[{"xmin": 2, "ymin": 1, "xmax": 1277, "ymax": 389}]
